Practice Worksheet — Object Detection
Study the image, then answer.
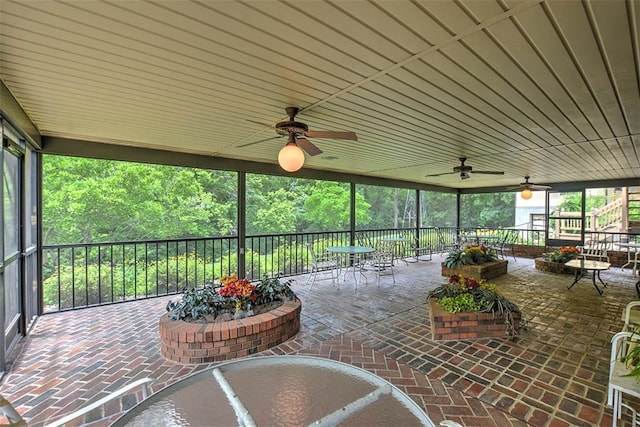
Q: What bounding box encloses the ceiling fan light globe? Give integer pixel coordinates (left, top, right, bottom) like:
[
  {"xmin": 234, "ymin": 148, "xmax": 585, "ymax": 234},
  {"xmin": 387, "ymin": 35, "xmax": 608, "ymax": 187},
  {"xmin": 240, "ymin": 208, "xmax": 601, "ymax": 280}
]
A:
[
  {"xmin": 520, "ymin": 188, "xmax": 533, "ymax": 200},
  {"xmin": 278, "ymin": 144, "xmax": 305, "ymax": 172}
]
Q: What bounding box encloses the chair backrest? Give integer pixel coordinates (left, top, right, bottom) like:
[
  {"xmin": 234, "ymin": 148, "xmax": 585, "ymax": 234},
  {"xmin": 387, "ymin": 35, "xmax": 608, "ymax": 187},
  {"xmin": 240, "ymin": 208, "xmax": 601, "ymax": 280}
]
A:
[
  {"xmin": 581, "ymin": 240, "xmax": 609, "ymax": 262},
  {"xmin": 305, "ymin": 242, "xmax": 318, "ymax": 262}
]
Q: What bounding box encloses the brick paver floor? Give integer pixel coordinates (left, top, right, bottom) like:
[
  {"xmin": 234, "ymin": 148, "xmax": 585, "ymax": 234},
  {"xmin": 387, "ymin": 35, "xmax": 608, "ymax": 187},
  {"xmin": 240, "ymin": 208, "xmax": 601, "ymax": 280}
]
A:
[{"xmin": 1, "ymin": 257, "xmax": 639, "ymax": 426}]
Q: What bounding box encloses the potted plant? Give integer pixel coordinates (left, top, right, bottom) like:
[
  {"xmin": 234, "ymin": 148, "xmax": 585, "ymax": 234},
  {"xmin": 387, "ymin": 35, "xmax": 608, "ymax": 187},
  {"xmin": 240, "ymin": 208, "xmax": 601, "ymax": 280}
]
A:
[
  {"xmin": 445, "ymin": 245, "xmax": 498, "ymax": 268},
  {"xmin": 428, "ymin": 274, "xmax": 523, "ymax": 339},
  {"xmin": 166, "ymin": 273, "xmax": 297, "ymax": 322},
  {"xmin": 534, "ymin": 246, "xmax": 581, "ymax": 274},
  {"xmin": 161, "ymin": 274, "xmax": 301, "ymax": 363},
  {"xmin": 442, "ymin": 244, "xmax": 507, "ymax": 280}
]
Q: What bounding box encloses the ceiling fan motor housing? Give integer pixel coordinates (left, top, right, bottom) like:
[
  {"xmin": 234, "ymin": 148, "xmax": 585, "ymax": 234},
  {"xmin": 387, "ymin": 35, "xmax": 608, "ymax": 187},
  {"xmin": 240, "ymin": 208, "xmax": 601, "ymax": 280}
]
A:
[{"xmin": 275, "ymin": 120, "xmax": 308, "ymax": 136}]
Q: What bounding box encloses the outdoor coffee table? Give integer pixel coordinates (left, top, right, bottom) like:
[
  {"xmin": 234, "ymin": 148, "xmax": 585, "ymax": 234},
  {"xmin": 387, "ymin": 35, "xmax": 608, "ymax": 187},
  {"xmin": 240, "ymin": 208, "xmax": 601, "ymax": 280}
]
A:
[{"xmin": 565, "ymin": 259, "xmax": 611, "ymax": 295}]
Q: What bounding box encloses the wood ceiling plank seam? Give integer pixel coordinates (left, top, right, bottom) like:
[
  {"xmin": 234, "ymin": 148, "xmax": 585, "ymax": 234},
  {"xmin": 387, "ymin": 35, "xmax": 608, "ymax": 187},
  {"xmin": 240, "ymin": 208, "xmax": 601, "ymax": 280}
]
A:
[
  {"xmin": 374, "ymin": 1, "xmax": 455, "ymax": 47},
  {"xmin": 94, "ymin": 0, "xmax": 373, "ymax": 84},
  {"xmin": 586, "ymin": 0, "xmax": 640, "ymax": 135},
  {"xmin": 328, "ymin": 91, "xmax": 503, "ymax": 156},
  {"xmin": 290, "ymin": 0, "xmax": 545, "ymax": 125},
  {"xmin": 0, "ymin": 64, "xmax": 313, "ymax": 139},
  {"xmin": 0, "ymin": 37, "xmax": 325, "ymax": 112},
  {"xmin": 0, "ymin": 45, "xmax": 320, "ymax": 116},
  {"xmin": 390, "ymin": 63, "xmax": 548, "ymax": 151},
  {"xmin": 405, "ymin": 50, "xmax": 561, "ymax": 148},
  {"xmin": 294, "ymin": 103, "xmax": 462, "ymax": 156},
  {"xmin": 485, "ymin": 14, "xmax": 603, "ymax": 144},
  {"xmin": 509, "ymin": 5, "xmax": 609, "ymax": 141},
  {"xmin": 3, "ymin": 70, "xmax": 296, "ymax": 137},
  {"xmin": 264, "ymin": 2, "xmax": 410, "ymax": 64},
  {"xmin": 1, "ymin": 18, "xmax": 345, "ymax": 103},
  {"xmin": 458, "ymin": 31, "xmax": 590, "ymax": 148},
  {"xmin": 543, "ymin": 0, "xmax": 628, "ymax": 136},
  {"xmin": 554, "ymin": 143, "xmax": 610, "ymax": 175},
  {"xmin": 601, "ymin": 139, "xmax": 635, "ymax": 171},
  {"xmin": 78, "ymin": 0, "xmax": 361, "ymax": 91},
  {"xmin": 436, "ymin": 39, "xmax": 585, "ymax": 145},
  {"xmin": 184, "ymin": 0, "xmax": 381, "ymax": 78},
  {"xmin": 308, "ymin": 0, "xmax": 423, "ymax": 61},
  {"xmin": 3, "ymin": 73, "xmax": 276, "ymax": 130},
  {"xmin": 353, "ymin": 80, "xmax": 523, "ymax": 153}
]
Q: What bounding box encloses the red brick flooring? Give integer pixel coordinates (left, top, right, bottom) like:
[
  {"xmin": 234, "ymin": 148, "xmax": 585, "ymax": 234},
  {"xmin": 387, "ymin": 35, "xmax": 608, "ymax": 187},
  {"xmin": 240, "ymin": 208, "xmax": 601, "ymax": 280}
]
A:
[{"xmin": 1, "ymin": 258, "xmax": 639, "ymax": 426}]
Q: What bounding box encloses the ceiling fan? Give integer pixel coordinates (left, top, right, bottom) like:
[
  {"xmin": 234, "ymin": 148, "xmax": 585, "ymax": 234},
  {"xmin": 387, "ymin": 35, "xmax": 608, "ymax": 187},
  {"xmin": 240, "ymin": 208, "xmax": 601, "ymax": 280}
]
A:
[
  {"xmin": 424, "ymin": 157, "xmax": 505, "ymax": 180},
  {"xmin": 241, "ymin": 106, "xmax": 357, "ymax": 156},
  {"xmin": 506, "ymin": 176, "xmax": 552, "ymax": 191}
]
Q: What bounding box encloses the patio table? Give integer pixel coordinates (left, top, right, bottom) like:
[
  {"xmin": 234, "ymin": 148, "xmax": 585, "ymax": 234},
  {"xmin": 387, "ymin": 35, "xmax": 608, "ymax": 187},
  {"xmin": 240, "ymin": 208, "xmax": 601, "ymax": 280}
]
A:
[
  {"xmin": 619, "ymin": 242, "xmax": 640, "ymax": 276},
  {"xmin": 327, "ymin": 245, "xmax": 375, "ymax": 288},
  {"xmin": 112, "ymin": 355, "xmax": 436, "ymax": 426},
  {"xmin": 565, "ymin": 259, "xmax": 611, "ymax": 295}
]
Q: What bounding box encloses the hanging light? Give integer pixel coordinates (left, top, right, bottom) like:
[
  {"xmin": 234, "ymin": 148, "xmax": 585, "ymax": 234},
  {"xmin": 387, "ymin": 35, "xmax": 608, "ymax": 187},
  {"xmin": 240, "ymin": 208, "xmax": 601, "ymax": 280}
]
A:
[
  {"xmin": 278, "ymin": 134, "xmax": 305, "ymax": 172},
  {"xmin": 520, "ymin": 188, "xmax": 533, "ymax": 200}
]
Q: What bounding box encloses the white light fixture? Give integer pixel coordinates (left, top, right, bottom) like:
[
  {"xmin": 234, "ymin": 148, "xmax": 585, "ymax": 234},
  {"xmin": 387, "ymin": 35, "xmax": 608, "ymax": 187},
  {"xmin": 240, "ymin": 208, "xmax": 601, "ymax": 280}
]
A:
[
  {"xmin": 520, "ymin": 188, "xmax": 533, "ymax": 200},
  {"xmin": 278, "ymin": 134, "xmax": 305, "ymax": 172}
]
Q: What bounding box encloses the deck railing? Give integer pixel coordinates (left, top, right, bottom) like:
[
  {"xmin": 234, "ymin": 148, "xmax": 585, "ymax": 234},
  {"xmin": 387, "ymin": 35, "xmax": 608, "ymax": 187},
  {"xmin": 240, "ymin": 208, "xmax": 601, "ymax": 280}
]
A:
[{"xmin": 43, "ymin": 227, "xmax": 636, "ymax": 313}]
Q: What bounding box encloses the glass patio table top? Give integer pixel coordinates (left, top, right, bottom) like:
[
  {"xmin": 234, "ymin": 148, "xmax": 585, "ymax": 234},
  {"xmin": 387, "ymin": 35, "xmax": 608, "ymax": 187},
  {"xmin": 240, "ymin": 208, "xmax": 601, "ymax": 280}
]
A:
[{"xmin": 112, "ymin": 355, "xmax": 435, "ymax": 426}]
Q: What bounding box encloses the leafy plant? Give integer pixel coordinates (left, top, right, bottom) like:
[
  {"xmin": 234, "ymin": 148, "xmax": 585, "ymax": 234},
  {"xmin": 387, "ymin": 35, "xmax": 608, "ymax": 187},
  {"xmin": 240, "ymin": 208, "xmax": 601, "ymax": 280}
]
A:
[
  {"xmin": 428, "ymin": 274, "xmax": 523, "ymax": 338},
  {"xmin": 542, "ymin": 246, "xmax": 580, "ymax": 263},
  {"xmin": 621, "ymin": 328, "xmax": 640, "ymax": 380},
  {"xmin": 444, "ymin": 245, "xmax": 498, "ymax": 268},
  {"xmin": 445, "ymin": 249, "xmax": 466, "ymax": 268},
  {"xmin": 166, "ymin": 274, "xmax": 297, "ymax": 322},
  {"xmin": 254, "ymin": 274, "xmax": 296, "ymax": 305},
  {"xmin": 165, "ymin": 283, "xmax": 224, "ymax": 321}
]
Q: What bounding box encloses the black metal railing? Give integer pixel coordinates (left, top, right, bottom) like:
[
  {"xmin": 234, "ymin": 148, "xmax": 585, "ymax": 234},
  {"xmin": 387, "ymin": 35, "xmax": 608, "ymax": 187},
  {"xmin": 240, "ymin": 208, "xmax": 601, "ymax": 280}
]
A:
[{"xmin": 43, "ymin": 226, "xmax": 636, "ymax": 313}]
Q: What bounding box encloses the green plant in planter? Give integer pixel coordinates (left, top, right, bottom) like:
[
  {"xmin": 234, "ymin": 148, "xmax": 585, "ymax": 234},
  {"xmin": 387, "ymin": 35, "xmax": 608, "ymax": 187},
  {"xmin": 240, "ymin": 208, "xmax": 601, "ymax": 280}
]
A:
[
  {"xmin": 542, "ymin": 246, "xmax": 580, "ymax": 263},
  {"xmin": 621, "ymin": 328, "xmax": 640, "ymax": 380},
  {"xmin": 428, "ymin": 274, "xmax": 523, "ymax": 338},
  {"xmin": 445, "ymin": 245, "xmax": 498, "ymax": 268},
  {"xmin": 166, "ymin": 273, "xmax": 297, "ymax": 322}
]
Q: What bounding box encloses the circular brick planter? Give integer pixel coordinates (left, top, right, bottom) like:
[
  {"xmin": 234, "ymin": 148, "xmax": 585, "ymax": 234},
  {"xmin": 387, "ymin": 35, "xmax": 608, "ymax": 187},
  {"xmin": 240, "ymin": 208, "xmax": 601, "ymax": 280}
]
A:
[
  {"xmin": 534, "ymin": 258, "xmax": 576, "ymax": 274},
  {"xmin": 159, "ymin": 299, "xmax": 301, "ymax": 364}
]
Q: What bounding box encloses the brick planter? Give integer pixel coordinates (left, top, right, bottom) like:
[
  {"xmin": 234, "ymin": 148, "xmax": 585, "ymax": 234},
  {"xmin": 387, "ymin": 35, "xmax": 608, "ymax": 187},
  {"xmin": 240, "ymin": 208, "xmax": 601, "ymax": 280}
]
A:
[
  {"xmin": 534, "ymin": 258, "xmax": 577, "ymax": 274},
  {"xmin": 429, "ymin": 297, "xmax": 520, "ymax": 340},
  {"xmin": 441, "ymin": 260, "xmax": 508, "ymax": 280},
  {"xmin": 159, "ymin": 299, "xmax": 301, "ymax": 364}
]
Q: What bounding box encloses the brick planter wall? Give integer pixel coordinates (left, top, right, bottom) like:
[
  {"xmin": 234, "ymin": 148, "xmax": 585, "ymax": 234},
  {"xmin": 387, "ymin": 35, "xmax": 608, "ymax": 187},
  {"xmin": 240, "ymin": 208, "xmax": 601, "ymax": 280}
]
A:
[
  {"xmin": 159, "ymin": 299, "xmax": 301, "ymax": 364},
  {"xmin": 429, "ymin": 298, "xmax": 520, "ymax": 340},
  {"xmin": 441, "ymin": 260, "xmax": 508, "ymax": 280},
  {"xmin": 534, "ymin": 258, "xmax": 577, "ymax": 274}
]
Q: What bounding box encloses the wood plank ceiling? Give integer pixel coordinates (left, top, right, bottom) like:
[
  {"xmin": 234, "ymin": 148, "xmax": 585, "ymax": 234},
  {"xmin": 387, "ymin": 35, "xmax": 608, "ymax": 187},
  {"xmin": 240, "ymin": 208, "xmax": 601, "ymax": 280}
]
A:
[{"xmin": 1, "ymin": 0, "xmax": 638, "ymax": 189}]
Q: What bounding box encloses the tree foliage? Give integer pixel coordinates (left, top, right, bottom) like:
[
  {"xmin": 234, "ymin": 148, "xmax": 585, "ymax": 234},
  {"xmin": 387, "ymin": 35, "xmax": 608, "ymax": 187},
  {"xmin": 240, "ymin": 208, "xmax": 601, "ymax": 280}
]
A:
[{"xmin": 43, "ymin": 155, "xmax": 519, "ymax": 245}]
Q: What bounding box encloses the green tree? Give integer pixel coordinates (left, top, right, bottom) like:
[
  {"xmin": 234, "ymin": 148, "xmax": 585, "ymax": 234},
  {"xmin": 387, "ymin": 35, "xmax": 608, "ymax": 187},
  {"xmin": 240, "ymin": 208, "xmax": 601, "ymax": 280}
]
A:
[
  {"xmin": 303, "ymin": 181, "xmax": 370, "ymax": 231},
  {"xmin": 43, "ymin": 155, "xmax": 236, "ymax": 244},
  {"xmin": 459, "ymin": 193, "xmax": 515, "ymax": 228}
]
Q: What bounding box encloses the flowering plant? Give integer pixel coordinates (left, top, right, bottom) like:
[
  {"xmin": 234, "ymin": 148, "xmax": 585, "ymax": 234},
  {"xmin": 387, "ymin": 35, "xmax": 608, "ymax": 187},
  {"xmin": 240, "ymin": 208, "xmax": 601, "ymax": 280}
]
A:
[
  {"xmin": 427, "ymin": 274, "xmax": 522, "ymax": 337},
  {"xmin": 543, "ymin": 246, "xmax": 580, "ymax": 263},
  {"xmin": 218, "ymin": 274, "xmax": 256, "ymax": 312},
  {"xmin": 166, "ymin": 274, "xmax": 296, "ymax": 322}
]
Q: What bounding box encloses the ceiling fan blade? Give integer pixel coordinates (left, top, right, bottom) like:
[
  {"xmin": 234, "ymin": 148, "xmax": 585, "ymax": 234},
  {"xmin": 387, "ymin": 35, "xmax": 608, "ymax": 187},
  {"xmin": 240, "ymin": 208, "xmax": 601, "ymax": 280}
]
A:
[
  {"xmin": 424, "ymin": 171, "xmax": 456, "ymax": 178},
  {"xmin": 472, "ymin": 171, "xmax": 505, "ymax": 175},
  {"xmin": 530, "ymin": 184, "xmax": 552, "ymax": 190},
  {"xmin": 237, "ymin": 135, "xmax": 281, "ymax": 148},
  {"xmin": 296, "ymin": 138, "xmax": 322, "ymax": 156},
  {"xmin": 305, "ymin": 130, "xmax": 357, "ymax": 141}
]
